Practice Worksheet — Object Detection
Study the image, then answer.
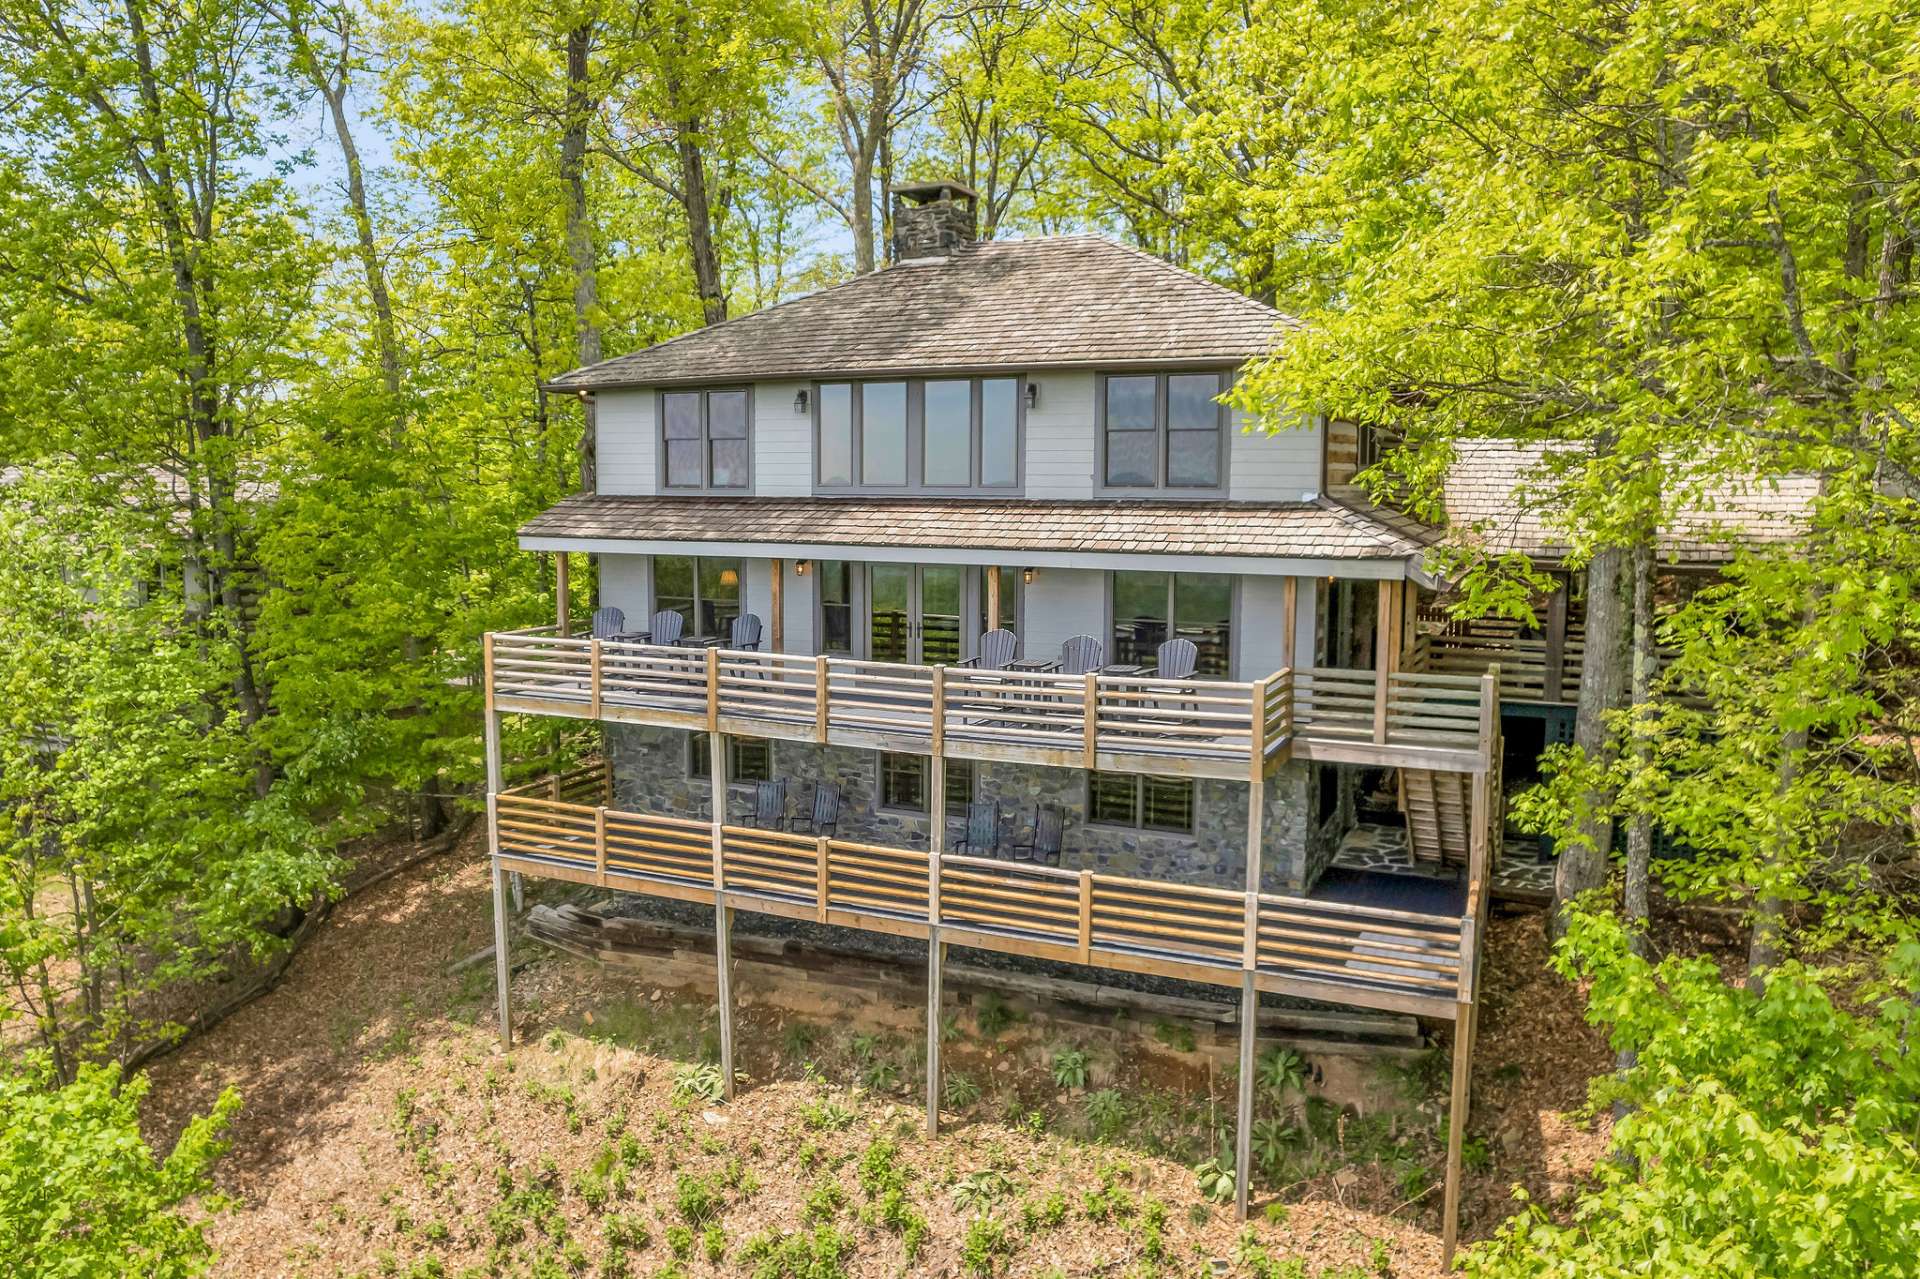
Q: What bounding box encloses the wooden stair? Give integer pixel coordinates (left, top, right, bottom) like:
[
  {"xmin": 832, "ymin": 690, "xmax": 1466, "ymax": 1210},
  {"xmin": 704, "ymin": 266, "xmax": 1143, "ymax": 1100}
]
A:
[{"xmin": 1399, "ymin": 767, "xmax": 1473, "ymax": 867}]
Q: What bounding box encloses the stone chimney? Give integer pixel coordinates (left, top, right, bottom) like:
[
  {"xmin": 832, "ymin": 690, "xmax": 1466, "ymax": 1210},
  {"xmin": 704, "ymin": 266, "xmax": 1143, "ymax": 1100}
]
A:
[{"xmin": 889, "ymin": 180, "xmax": 979, "ymax": 262}]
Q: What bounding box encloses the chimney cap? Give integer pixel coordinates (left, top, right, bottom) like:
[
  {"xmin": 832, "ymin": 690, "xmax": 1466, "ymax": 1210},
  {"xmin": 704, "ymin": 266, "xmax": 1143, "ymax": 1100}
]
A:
[{"xmin": 890, "ymin": 179, "xmax": 980, "ymax": 204}]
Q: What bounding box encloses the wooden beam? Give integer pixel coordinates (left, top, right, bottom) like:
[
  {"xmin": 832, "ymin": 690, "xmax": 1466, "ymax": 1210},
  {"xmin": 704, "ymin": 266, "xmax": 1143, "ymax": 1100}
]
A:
[
  {"xmin": 483, "ymin": 634, "xmax": 512, "ymax": 1049},
  {"xmin": 705, "ymin": 646, "xmax": 720, "ymax": 731},
  {"xmin": 1281, "ymin": 577, "xmax": 1298, "ymax": 670},
  {"xmin": 927, "ymin": 754, "xmax": 947, "ymax": 1137},
  {"xmin": 555, "ymin": 553, "xmax": 570, "ymax": 637},
  {"xmin": 1237, "ymin": 771, "xmax": 1265, "ymax": 1222},
  {"xmin": 1373, "ymin": 581, "xmax": 1392, "ymax": 744},
  {"xmin": 986, "ymin": 565, "xmax": 1002, "ymax": 632},
  {"xmin": 930, "ymin": 666, "xmax": 946, "ymax": 760},
  {"xmin": 1082, "ymin": 674, "xmax": 1099, "ymax": 768},
  {"xmin": 1543, "ymin": 574, "xmax": 1569, "ymax": 704},
  {"xmin": 770, "ymin": 558, "xmax": 785, "ymax": 653},
  {"xmin": 814, "ymin": 657, "xmax": 830, "ymax": 743},
  {"xmin": 709, "ymin": 731, "xmax": 734, "ymax": 1100},
  {"xmin": 1441, "ymin": 1001, "xmax": 1473, "ymax": 1266}
]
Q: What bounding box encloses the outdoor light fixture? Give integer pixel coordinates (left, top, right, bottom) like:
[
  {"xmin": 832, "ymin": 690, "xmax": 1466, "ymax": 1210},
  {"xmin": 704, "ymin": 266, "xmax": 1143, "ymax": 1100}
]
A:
[
  {"xmin": 795, "ymin": 560, "xmax": 810, "ymax": 576},
  {"xmin": 794, "ymin": 389, "xmax": 810, "ymax": 414},
  {"xmin": 1025, "ymin": 382, "xmax": 1039, "ymax": 409},
  {"xmin": 1023, "ymin": 567, "xmax": 1036, "ymax": 585}
]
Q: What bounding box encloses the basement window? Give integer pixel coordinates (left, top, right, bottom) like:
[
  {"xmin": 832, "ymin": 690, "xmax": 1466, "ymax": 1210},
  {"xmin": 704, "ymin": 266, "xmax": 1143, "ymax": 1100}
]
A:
[
  {"xmin": 1087, "ymin": 771, "xmax": 1194, "ymax": 834},
  {"xmin": 689, "ymin": 735, "xmax": 772, "ymax": 784}
]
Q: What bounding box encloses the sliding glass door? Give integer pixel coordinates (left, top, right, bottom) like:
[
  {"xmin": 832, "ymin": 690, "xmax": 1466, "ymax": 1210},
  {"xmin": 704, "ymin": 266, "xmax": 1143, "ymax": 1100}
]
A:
[{"xmin": 868, "ymin": 565, "xmax": 964, "ymax": 664}]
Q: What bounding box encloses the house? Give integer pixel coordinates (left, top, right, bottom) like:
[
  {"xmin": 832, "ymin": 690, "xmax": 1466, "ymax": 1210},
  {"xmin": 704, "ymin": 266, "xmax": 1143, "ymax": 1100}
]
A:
[{"xmin": 474, "ymin": 183, "xmax": 1806, "ymax": 1256}]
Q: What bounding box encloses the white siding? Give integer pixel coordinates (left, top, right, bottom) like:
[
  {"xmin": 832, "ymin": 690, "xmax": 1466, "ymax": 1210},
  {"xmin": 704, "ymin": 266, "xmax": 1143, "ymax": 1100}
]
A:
[
  {"xmin": 1236, "ymin": 574, "xmax": 1318, "ymax": 679},
  {"xmin": 1229, "ymin": 407, "xmax": 1322, "ymax": 502},
  {"xmin": 1023, "ymin": 567, "xmax": 1105, "ymax": 660},
  {"xmin": 779, "ymin": 560, "xmax": 815, "ymax": 654},
  {"xmin": 599, "ymin": 553, "xmax": 651, "ymax": 622},
  {"xmin": 741, "ymin": 558, "xmax": 775, "ymax": 641},
  {"xmin": 596, "ymin": 389, "xmax": 656, "ymax": 495},
  {"xmin": 754, "ymin": 380, "xmax": 812, "ymax": 496},
  {"xmin": 1023, "ymin": 371, "xmax": 1096, "ymax": 499}
]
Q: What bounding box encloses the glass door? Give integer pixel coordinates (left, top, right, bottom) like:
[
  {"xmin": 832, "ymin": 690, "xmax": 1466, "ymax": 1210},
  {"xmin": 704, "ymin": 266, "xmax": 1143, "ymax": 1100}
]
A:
[{"xmin": 864, "ymin": 564, "xmax": 967, "ymax": 664}]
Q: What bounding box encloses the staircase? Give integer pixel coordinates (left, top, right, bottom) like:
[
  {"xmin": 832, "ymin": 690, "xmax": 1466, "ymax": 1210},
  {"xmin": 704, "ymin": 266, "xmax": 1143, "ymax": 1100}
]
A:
[{"xmin": 1399, "ymin": 768, "xmax": 1473, "ymax": 867}]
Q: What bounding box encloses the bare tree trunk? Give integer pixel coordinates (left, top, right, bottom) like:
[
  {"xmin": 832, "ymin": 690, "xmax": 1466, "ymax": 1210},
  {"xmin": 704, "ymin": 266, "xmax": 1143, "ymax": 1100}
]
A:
[
  {"xmin": 1623, "ymin": 540, "xmax": 1655, "ymax": 956},
  {"xmin": 673, "ymin": 115, "xmax": 727, "ymax": 325},
  {"xmin": 562, "ymin": 19, "xmax": 601, "ymax": 492},
  {"xmin": 1551, "ymin": 542, "xmax": 1631, "ymax": 938}
]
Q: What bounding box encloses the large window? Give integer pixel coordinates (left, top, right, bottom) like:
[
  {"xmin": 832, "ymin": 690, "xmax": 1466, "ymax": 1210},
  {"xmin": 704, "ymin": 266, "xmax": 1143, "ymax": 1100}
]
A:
[
  {"xmin": 816, "ymin": 378, "xmax": 1021, "ymax": 492},
  {"xmin": 661, "ymin": 388, "xmax": 749, "ymax": 490},
  {"xmin": 690, "ymin": 735, "xmax": 773, "ymax": 783},
  {"xmin": 1100, "ymin": 371, "xmax": 1226, "ymax": 490},
  {"xmin": 655, "ymin": 555, "xmax": 741, "ymax": 637},
  {"xmin": 818, "ymin": 559, "xmax": 854, "ymax": 655},
  {"xmin": 1088, "ymin": 772, "xmax": 1194, "ymax": 833},
  {"xmin": 1111, "ymin": 571, "xmax": 1232, "ymax": 675},
  {"xmin": 879, "ymin": 753, "xmax": 975, "ymax": 816}
]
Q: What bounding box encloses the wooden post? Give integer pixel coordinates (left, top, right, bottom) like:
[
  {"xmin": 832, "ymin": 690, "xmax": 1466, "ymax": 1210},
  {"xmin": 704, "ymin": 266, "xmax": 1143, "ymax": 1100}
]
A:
[
  {"xmin": 594, "ymin": 806, "xmax": 608, "ymax": 885},
  {"xmin": 709, "ymin": 730, "xmax": 734, "ymax": 1100},
  {"xmin": 1281, "ymin": 577, "xmax": 1298, "ymax": 671},
  {"xmin": 815, "ymin": 657, "xmax": 830, "ymax": 743},
  {"xmin": 1082, "ymin": 673, "xmax": 1099, "ymax": 768},
  {"xmin": 1249, "ymin": 676, "xmax": 1271, "ymax": 782},
  {"xmin": 1441, "ymin": 997, "xmax": 1474, "ymax": 1266},
  {"xmin": 705, "ymin": 646, "xmax": 720, "ymax": 731},
  {"xmin": 770, "ymin": 558, "xmax": 785, "ymax": 653},
  {"xmin": 930, "ymin": 666, "xmax": 946, "ymax": 759},
  {"xmin": 1077, "ymin": 870, "xmax": 1093, "ymax": 962},
  {"xmin": 1236, "ymin": 772, "xmax": 1266, "ymax": 1222},
  {"xmin": 588, "ymin": 639, "xmax": 603, "ymax": 718},
  {"xmin": 815, "ymin": 836, "xmax": 830, "ymax": 923},
  {"xmin": 927, "ymin": 751, "xmax": 947, "ymax": 1137},
  {"xmin": 1543, "ymin": 575, "xmax": 1568, "ymax": 704},
  {"xmin": 556, "ymin": 553, "xmax": 570, "ymax": 637},
  {"xmin": 1373, "ymin": 581, "xmax": 1392, "ymax": 744},
  {"xmin": 986, "ymin": 565, "xmax": 1002, "ymax": 632},
  {"xmin": 483, "ymin": 634, "xmax": 512, "ymax": 1049}
]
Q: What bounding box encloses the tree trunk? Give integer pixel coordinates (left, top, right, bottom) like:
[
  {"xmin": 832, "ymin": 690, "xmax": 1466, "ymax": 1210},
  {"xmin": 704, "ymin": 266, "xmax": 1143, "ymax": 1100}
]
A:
[
  {"xmin": 561, "ymin": 19, "xmax": 601, "ymax": 492},
  {"xmin": 849, "ymin": 145, "xmax": 876, "ymax": 273},
  {"xmin": 319, "ymin": 76, "xmax": 401, "ymax": 415},
  {"xmin": 673, "ymin": 115, "xmax": 727, "ymax": 325},
  {"xmin": 1623, "ymin": 540, "xmax": 1655, "ymax": 956},
  {"xmin": 1550, "ymin": 542, "xmax": 1631, "ymax": 938}
]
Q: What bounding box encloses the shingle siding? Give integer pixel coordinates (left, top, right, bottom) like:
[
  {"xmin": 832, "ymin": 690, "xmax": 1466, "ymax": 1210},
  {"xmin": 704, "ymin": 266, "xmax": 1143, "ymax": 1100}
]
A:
[{"xmin": 596, "ymin": 390, "xmax": 656, "ymax": 496}]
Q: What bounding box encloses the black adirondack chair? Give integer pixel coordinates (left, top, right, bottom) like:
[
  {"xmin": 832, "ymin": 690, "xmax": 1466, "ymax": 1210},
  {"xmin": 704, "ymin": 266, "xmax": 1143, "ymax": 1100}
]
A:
[
  {"xmin": 739, "ymin": 778, "xmax": 788, "ymax": 830},
  {"xmin": 957, "ymin": 628, "xmax": 1018, "ymax": 671},
  {"xmin": 1059, "ymin": 634, "xmax": 1105, "ymax": 676},
  {"xmin": 954, "ymin": 799, "xmax": 1003, "ymax": 858},
  {"xmin": 1010, "ymin": 804, "xmax": 1065, "ymax": 866},
  {"xmin": 792, "ymin": 782, "xmax": 842, "ymax": 838}
]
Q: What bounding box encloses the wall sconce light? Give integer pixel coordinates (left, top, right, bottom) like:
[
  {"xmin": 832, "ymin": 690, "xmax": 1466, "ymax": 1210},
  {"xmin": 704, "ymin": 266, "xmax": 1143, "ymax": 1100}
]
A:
[
  {"xmin": 795, "ymin": 560, "xmax": 810, "ymax": 576},
  {"xmin": 1022, "ymin": 567, "xmax": 1036, "ymax": 585},
  {"xmin": 1025, "ymin": 382, "xmax": 1039, "ymax": 410},
  {"xmin": 794, "ymin": 389, "xmax": 810, "ymax": 414}
]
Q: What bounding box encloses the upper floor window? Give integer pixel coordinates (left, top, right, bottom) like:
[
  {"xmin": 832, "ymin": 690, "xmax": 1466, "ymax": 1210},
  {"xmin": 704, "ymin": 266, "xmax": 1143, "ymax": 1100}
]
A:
[
  {"xmin": 661, "ymin": 388, "xmax": 750, "ymax": 490},
  {"xmin": 816, "ymin": 377, "xmax": 1022, "ymax": 493},
  {"xmin": 1100, "ymin": 371, "xmax": 1228, "ymax": 491}
]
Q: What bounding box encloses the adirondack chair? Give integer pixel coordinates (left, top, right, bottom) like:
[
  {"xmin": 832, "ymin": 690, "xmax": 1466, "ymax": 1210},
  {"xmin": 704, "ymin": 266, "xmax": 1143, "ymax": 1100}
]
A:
[
  {"xmin": 792, "ymin": 782, "xmax": 842, "ymax": 838},
  {"xmin": 590, "ymin": 606, "xmax": 626, "ymax": 639},
  {"xmin": 953, "ymin": 799, "xmax": 1003, "ymax": 858},
  {"xmin": 739, "ymin": 778, "xmax": 788, "ymax": 830},
  {"xmin": 1059, "ymin": 634, "xmax": 1105, "ymax": 676},
  {"xmin": 723, "ymin": 613, "xmax": 763, "ymax": 651},
  {"xmin": 1156, "ymin": 637, "xmax": 1199, "ymax": 679},
  {"xmin": 956, "ymin": 628, "xmax": 1018, "ymax": 670},
  {"xmin": 639, "ymin": 609, "xmax": 685, "ymax": 646},
  {"xmin": 1009, "ymin": 804, "xmax": 1065, "ymax": 866}
]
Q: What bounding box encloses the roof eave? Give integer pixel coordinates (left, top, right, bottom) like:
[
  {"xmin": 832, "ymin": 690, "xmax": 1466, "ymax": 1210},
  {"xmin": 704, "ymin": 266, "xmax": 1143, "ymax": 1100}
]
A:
[{"xmin": 546, "ymin": 352, "xmax": 1269, "ymax": 394}]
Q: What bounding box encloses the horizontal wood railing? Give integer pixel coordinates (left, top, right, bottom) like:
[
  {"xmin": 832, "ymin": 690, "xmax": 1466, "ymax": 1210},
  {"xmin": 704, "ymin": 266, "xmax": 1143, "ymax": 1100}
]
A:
[
  {"xmin": 486, "ymin": 632, "xmax": 1493, "ymax": 776},
  {"xmin": 492, "ymin": 770, "xmax": 1480, "ymax": 1019}
]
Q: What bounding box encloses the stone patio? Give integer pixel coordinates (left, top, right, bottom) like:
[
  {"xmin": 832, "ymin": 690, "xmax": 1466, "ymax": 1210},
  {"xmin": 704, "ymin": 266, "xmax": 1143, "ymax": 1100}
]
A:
[{"xmin": 1330, "ymin": 822, "xmax": 1556, "ymax": 902}]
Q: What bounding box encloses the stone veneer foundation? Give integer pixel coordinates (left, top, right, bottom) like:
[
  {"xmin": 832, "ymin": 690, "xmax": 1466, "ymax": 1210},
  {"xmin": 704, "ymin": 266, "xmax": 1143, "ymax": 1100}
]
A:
[{"xmin": 604, "ymin": 723, "xmax": 1353, "ymax": 895}]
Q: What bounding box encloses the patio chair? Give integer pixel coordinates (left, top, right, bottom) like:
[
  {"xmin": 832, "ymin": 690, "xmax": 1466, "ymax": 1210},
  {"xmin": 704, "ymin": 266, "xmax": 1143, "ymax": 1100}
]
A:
[
  {"xmin": 738, "ymin": 778, "xmax": 788, "ymax": 830},
  {"xmin": 1009, "ymin": 804, "xmax": 1064, "ymax": 866},
  {"xmin": 1156, "ymin": 637, "xmax": 1198, "ymax": 679},
  {"xmin": 792, "ymin": 782, "xmax": 842, "ymax": 839},
  {"xmin": 637, "ymin": 609, "xmax": 685, "ymax": 646},
  {"xmin": 1059, "ymin": 634, "xmax": 1105, "ymax": 676},
  {"xmin": 590, "ymin": 606, "xmax": 626, "ymax": 639},
  {"xmin": 953, "ymin": 799, "xmax": 1003, "ymax": 858},
  {"xmin": 956, "ymin": 628, "xmax": 1018, "ymax": 671},
  {"xmin": 723, "ymin": 613, "xmax": 763, "ymax": 651}
]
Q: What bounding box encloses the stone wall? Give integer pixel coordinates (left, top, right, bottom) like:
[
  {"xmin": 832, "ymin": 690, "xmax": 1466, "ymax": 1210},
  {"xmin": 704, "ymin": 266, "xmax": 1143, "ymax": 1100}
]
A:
[{"xmin": 605, "ymin": 723, "xmax": 1341, "ymax": 894}]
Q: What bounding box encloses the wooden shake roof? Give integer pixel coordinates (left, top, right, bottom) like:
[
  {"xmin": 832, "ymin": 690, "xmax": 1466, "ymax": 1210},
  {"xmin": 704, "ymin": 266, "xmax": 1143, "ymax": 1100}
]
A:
[{"xmin": 549, "ymin": 237, "xmax": 1292, "ymax": 389}]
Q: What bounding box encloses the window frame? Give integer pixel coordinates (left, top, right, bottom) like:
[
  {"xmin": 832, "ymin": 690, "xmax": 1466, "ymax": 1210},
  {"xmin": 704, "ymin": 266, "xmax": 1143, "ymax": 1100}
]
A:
[
  {"xmin": 812, "ymin": 376, "xmax": 1026, "ymax": 495},
  {"xmin": 1106, "ymin": 570, "xmax": 1238, "ymax": 677},
  {"xmin": 1084, "ymin": 771, "xmax": 1196, "ymax": 835},
  {"xmin": 657, "ymin": 386, "xmax": 754, "ymax": 492},
  {"xmin": 652, "ymin": 553, "xmax": 744, "ymax": 639},
  {"xmin": 689, "ymin": 734, "xmax": 774, "ymax": 786},
  {"xmin": 1095, "ymin": 369, "xmax": 1232, "ymax": 495},
  {"xmin": 877, "ymin": 751, "xmax": 977, "ymax": 817}
]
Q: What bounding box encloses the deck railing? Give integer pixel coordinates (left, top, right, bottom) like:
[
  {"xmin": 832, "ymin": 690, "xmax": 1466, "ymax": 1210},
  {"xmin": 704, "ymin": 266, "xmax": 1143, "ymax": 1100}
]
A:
[
  {"xmin": 486, "ymin": 630, "xmax": 1494, "ymax": 777},
  {"xmin": 492, "ymin": 770, "xmax": 1477, "ymax": 1019}
]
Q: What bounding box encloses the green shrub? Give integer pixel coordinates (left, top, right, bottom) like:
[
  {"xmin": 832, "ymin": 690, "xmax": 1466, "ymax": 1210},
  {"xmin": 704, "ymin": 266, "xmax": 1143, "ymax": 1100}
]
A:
[{"xmin": 1050, "ymin": 1048, "xmax": 1090, "ymax": 1090}]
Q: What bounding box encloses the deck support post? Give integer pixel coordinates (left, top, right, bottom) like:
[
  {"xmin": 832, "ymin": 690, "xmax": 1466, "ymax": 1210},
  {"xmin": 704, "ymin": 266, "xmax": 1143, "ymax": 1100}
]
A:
[
  {"xmin": 1543, "ymin": 574, "xmax": 1569, "ymax": 704},
  {"xmin": 1441, "ymin": 994, "xmax": 1476, "ymax": 1266},
  {"xmin": 1281, "ymin": 577, "xmax": 1298, "ymax": 671},
  {"xmin": 770, "ymin": 559, "xmax": 785, "ymax": 653},
  {"xmin": 1372, "ymin": 581, "xmax": 1393, "ymax": 743},
  {"xmin": 555, "ymin": 553, "xmax": 570, "ymax": 637},
  {"xmin": 483, "ymin": 633, "xmax": 512, "ymax": 1049},
  {"xmin": 926, "ymin": 750, "xmax": 947, "ymax": 1137},
  {"xmin": 986, "ymin": 565, "xmax": 1001, "ymax": 632},
  {"xmin": 709, "ymin": 729, "xmax": 735, "ymax": 1101},
  {"xmin": 1236, "ymin": 771, "xmax": 1265, "ymax": 1222}
]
